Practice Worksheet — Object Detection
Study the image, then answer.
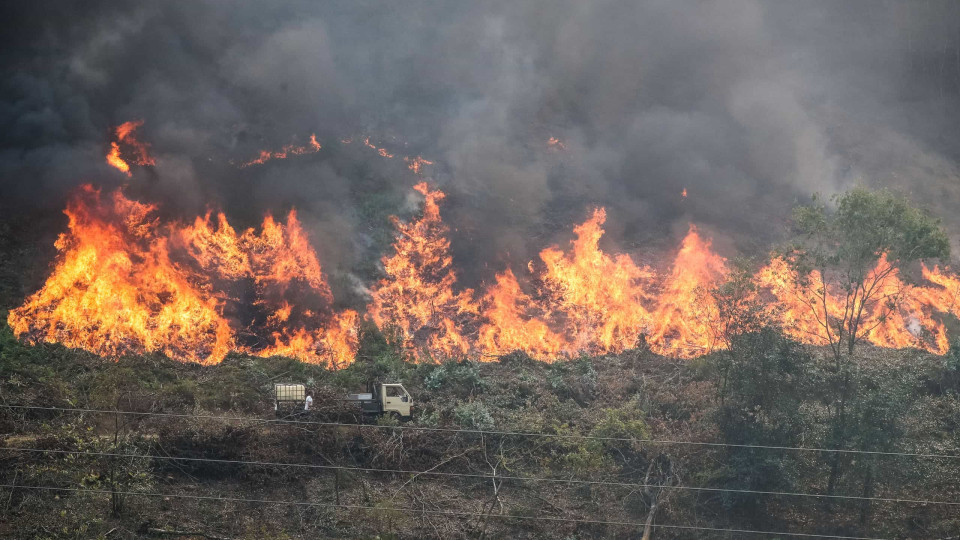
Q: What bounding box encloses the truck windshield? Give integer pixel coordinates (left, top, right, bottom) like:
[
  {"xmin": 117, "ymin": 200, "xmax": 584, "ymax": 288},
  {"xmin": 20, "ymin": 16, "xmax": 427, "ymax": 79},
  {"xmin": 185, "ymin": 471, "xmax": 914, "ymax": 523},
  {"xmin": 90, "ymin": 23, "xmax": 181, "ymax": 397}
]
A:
[{"xmin": 385, "ymin": 386, "xmax": 409, "ymax": 401}]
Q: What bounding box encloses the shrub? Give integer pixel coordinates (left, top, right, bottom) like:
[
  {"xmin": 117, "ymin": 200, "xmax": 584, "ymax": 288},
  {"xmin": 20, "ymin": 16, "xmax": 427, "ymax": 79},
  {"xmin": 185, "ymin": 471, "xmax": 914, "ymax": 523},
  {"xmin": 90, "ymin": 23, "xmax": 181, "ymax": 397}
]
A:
[
  {"xmin": 941, "ymin": 339, "xmax": 960, "ymax": 392},
  {"xmin": 546, "ymin": 356, "xmax": 597, "ymax": 404},
  {"xmin": 423, "ymin": 360, "xmax": 487, "ymax": 392},
  {"xmin": 592, "ymin": 401, "xmax": 651, "ymax": 442},
  {"xmin": 416, "ymin": 408, "xmax": 440, "ymax": 427},
  {"xmin": 335, "ymin": 321, "xmax": 412, "ymax": 388},
  {"xmin": 497, "ymin": 350, "xmax": 537, "ymax": 367},
  {"xmin": 711, "ymin": 327, "xmax": 811, "ymax": 514},
  {"xmin": 453, "ymin": 400, "xmax": 494, "ymax": 430}
]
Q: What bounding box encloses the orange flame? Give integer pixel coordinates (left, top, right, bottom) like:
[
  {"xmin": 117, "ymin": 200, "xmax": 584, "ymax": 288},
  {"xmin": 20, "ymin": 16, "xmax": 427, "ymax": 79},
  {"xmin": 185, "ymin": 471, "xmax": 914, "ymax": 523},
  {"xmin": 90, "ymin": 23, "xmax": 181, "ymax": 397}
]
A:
[
  {"xmin": 106, "ymin": 143, "xmax": 130, "ymax": 175},
  {"xmin": 647, "ymin": 226, "xmax": 726, "ymax": 357},
  {"xmin": 681, "ymin": 188, "xmax": 687, "ymax": 198},
  {"xmin": 404, "ymin": 156, "xmax": 433, "ymax": 174},
  {"xmin": 362, "ymin": 137, "xmax": 395, "ymax": 158},
  {"xmin": 240, "ymin": 134, "xmax": 321, "ymax": 168},
  {"xmin": 106, "ymin": 120, "xmax": 154, "ymax": 176},
  {"xmin": 755, "ymin": 256, "xmax": 835, "ymax": 346},
  {"xmin": 477, "ymin": 268, "xmax": 567, "ymax": 359},
  {"xmin": 7, "ymin": 186, "xmax": 356, "ymax": 366},
  {"xmin": 536, "ymin": 208, "xmax": 656, "ymax": 355},
  {"xmin": 372, "ymin": 190, "xmax": 730, "ymax": 360},
  {"xmin": 367, "ymin": 182, "xmax": 476, "ymax": 359},
  {"xmin": 547, "ymin": 137, "xmax": 567, "ymax": 150},
  {"xmin": 12, "ymin": 181, "xmax": 960, "ymax": 366},
  {"xmin": 756, "ymin": 254, "xmax": 959, "ymax": 354}
]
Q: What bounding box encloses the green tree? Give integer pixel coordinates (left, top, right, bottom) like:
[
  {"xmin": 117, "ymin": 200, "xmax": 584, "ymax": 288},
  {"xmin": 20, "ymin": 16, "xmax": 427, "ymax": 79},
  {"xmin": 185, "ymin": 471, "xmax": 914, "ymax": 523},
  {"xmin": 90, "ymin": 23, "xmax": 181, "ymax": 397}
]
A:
[
  {"xmin": 713, "ymin": 328, "xmax": 811, "ymax": 516},
  {"xmin": 790, "ymin": 187, "xmax": 949, "ymax": 358},
  {"xmin": 713, "ymin": 258, "xmax": 770, "ymax": 348},
  {"xmin": 343, "ymin": 320, "xmax": 410, "ymax": 390},
  {"xmin": 847, "ymin": 369, "xmax": 912, "ymax": 528},
  {"xmin": 788, "ymin": 187, "xmax": 949, "ymax": 497}
]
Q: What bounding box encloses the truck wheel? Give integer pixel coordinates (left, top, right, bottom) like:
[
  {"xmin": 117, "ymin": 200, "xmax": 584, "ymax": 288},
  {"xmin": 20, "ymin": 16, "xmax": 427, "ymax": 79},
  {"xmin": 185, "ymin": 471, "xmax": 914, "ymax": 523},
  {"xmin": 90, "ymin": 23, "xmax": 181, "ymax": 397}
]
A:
[{"xmin": 390, "ymin": 412, "xmax": 402, "ymax": 422}]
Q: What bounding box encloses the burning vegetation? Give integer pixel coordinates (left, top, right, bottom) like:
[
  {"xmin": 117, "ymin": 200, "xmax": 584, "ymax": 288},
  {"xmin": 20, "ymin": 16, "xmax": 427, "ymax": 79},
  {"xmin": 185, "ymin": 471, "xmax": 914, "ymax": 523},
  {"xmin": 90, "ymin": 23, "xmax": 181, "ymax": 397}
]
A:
[
  {"xmin": 404, "ymin": 155, "xmax": 433, "ymax": 174},
  {"xmin": 7, "ymin": 185, "xmax": 357, "ymax": 366},
  {"xmin": 8, "ymin": 180, "xmax": 960, "ymax": 367},
  {"xmin": 105, "ymin": 120, "xmax": 155, "ymax": 176},
  {"xmin": 240, "ymin": 134, "xmax": 322, "ymax": 167}
]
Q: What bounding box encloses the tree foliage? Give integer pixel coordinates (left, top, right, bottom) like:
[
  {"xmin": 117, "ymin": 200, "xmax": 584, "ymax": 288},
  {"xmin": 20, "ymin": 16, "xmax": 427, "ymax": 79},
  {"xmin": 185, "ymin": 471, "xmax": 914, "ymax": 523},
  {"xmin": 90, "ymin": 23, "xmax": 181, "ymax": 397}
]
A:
[
  {"xmin": 790, "ymin": 187, "xmax": 949, "ymax": 357},
  {"xmin": 788, "ymin": 187, "xmax": 949, "ymax": 499},
  {"xmin": 713, "ymin": 328, "xmax": 811, "ymax": 514}
]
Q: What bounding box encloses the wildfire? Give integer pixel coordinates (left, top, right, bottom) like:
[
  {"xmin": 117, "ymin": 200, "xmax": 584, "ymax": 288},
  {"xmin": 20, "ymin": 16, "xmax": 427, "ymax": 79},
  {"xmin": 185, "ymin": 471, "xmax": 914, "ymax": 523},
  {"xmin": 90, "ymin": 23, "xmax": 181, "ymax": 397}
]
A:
[
  {"xmin": 363, "ymin": 137, "xmax": 394, "ymax": 158},
  {"xmin": 755, "ymin": 257, "xmax": 835, "ymax": 346},
  {"xmin": 240, "ymin": 134, "xmax": 321, "ymax": 167},
  {"xmin": 404, "ymin": 156, "xmax": 433, "ymax": 175},
  {"xmin": 370, "ymin": 184, "xmax": 960, "ymax": 360},
  {"xmin": 7, "ymin": 185, "xmax": 357, "ymax": 366},
  {"xmin": 547, "ymin": 137, "xmax": 567, "ymax": 150},
  {"xmin": 756, "ymin": 254, "xmax": 960, "ymax": 354},
  {"xmin": 375, "ymin": 189, "xmax": 727, "ymax": 359},
  {"xmin": 535, "ymin": 208, "xmax": 656, "ymax": 355},
  {"xmin": 477, "ymin": 268, "xmax": 567, "ymax": 358},
  {"xmin": 106, "ymin": 120, "xmax": 155, "ymax": 176},
  {"xmin": 367, "ymin": 182, "xmax": 477, "ymax": 359},
  {"xmin": 647, "ymin": 226, "xmax": 726, "ymax": 357},
  {"xmin": 681, "ymin": 188, "xmax": 687, "ymax": 198},
  {"xmin": 10, "ymin": 181, "xmax": 960, "ymax": 366}
]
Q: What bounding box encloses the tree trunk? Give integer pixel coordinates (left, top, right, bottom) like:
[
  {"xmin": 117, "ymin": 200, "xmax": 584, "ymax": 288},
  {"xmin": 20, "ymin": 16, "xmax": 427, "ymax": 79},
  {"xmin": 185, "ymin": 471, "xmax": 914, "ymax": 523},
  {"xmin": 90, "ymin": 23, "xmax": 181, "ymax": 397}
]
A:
[
  {"xmin": 641, "ymin": 498, "xmax": 658, "ymax": 540},
  {"xmin": 827, "ymin": 370, "xmax": 852, "ymax": 499},
  {"xmin": 640, "ymin": 455, "xmax": 674, "ymax": 539}
]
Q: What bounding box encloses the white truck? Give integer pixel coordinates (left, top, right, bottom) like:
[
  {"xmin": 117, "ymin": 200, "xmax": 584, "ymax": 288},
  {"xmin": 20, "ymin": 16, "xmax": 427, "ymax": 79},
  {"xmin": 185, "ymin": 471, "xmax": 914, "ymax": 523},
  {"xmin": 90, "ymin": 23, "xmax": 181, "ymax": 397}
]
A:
[
  {"xmin": 273, "ymin": 382, "xmax": 413, "ymax": 421},
  {"xmin": 347, "ymin": 383, "xmax": 413, "ymax": 421}
]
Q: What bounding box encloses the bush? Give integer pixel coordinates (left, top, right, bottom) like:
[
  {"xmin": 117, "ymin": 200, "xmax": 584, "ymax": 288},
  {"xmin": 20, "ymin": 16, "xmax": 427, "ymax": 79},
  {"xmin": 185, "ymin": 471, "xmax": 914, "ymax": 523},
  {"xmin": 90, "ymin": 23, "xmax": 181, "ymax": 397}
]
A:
[
  {"xmin": 423, "ymin": 360, "xmax": 487, "ymax": 392},
  {"xmin": 592, "ymin": 401, "xmax": 651, "ymax": 442},
  {"xmin": 497, "ymin": 350, "xmax": 537, "ymax": 367},
  {"xmin": 335, "ymin": 321, "xmax": 412, "ymax": 389},
  {"xmin": 453, "ymin": 400, "xmax": 494, "ymax": 430},
  {"xmin": 711, "ymin": 327, "xmax": 811, "ymax": 514},
  {"xmin": 546, "ymin": 356, "xmax": 597, "ymax": 404},
  {"xmin": 542, "ymin": 398, "xmax": 651, "ymax": 476},
  {"xmin": 940, "ymin": 339, "xmax": 960, "ymax": 393}
]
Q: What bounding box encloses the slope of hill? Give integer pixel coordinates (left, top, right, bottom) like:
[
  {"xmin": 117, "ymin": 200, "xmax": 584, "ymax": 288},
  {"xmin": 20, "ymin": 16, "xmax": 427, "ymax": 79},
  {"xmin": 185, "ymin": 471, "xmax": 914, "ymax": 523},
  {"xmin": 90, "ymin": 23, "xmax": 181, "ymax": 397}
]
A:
[{"xmin": 2, "ymin": 321, "xmax": 959, "ymax": 539}]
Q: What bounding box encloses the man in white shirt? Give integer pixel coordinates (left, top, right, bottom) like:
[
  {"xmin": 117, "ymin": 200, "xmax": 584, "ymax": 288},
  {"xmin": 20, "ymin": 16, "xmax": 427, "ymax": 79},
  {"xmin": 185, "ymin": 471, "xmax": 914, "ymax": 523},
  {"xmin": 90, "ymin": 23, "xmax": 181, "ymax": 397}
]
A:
[{"xmin": 304, "ymin": 391, "xmax": 313, "ymax": 412}]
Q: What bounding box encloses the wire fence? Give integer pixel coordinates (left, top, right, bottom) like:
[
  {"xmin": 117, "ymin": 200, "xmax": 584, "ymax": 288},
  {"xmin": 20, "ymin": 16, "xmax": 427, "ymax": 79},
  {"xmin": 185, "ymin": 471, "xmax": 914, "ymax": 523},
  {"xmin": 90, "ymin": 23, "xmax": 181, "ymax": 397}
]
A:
[
  {"xmin": 0, "ymin": 484, "xmax": 894, "ymax": 540},
  {"xmin": 2, "ymin": 446, "xmax": 956, "ymax": 506},
  {"xmin": 5, "ymin": 404, "xmax": 959, "ymax": 459},
  {"xmin": 4, "ymin": 403, "xmax": 958, "ymax": 539}
]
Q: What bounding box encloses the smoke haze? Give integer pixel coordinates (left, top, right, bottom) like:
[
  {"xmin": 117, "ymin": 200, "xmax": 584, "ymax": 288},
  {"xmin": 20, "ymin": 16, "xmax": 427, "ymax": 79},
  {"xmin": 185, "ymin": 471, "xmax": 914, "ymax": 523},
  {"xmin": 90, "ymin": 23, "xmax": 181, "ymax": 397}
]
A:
[{"xmin": 3, "ymin": 1, "xmax": 960, "ymax": 291}]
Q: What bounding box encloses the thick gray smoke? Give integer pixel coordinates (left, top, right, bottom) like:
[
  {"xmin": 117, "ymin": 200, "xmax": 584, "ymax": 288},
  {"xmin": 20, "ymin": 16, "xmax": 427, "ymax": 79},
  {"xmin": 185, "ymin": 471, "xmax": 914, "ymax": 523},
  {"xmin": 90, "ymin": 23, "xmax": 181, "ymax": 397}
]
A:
[{"xmin": 2, "ymin": 1, "xmax": 960, "ymax": 293}]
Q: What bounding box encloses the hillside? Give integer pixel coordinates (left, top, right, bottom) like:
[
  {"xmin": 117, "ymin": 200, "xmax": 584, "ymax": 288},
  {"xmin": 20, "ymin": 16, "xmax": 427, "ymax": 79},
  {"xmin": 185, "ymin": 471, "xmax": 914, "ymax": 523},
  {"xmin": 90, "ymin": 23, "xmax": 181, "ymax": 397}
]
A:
[{"xmin": 2, "ymin": 320, "xmax": 959, "ymax": 539}]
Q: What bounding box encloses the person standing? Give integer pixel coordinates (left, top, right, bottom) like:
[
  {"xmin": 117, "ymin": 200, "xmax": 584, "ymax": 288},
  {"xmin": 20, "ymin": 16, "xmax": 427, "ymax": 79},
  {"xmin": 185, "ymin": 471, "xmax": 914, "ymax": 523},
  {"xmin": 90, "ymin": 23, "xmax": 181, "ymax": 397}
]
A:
[{"xmin": 304, "ymin": 390, "xmax": 313, "ymax": 412}]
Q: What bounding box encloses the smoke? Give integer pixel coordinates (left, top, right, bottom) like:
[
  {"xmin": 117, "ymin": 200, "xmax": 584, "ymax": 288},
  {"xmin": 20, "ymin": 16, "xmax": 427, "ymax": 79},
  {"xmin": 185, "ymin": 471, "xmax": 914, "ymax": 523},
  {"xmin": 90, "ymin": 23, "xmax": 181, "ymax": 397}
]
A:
[{"xmin": 2, "ymin": 0, "xmax": 960, "ymax": 293}]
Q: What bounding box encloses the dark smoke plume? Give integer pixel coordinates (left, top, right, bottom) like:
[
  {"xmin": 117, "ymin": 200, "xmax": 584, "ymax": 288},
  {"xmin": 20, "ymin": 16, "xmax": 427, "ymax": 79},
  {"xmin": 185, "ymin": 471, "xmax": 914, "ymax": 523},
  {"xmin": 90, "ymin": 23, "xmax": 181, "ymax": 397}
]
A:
[{"xmin": 2, "ymin": 1, "xmax": 960, "ymax": 295}]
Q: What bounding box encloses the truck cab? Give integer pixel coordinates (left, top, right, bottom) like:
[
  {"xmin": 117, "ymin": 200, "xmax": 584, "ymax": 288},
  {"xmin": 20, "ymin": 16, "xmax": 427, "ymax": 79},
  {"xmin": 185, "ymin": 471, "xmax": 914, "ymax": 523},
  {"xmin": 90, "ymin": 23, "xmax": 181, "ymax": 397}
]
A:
[
  {"xmin": 349, "ymin": 383, "xmax": 413, "ymax": 420},
  {"xmin": 381, "ymin": 383, "xmax": 412, "ymax": 419}
]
